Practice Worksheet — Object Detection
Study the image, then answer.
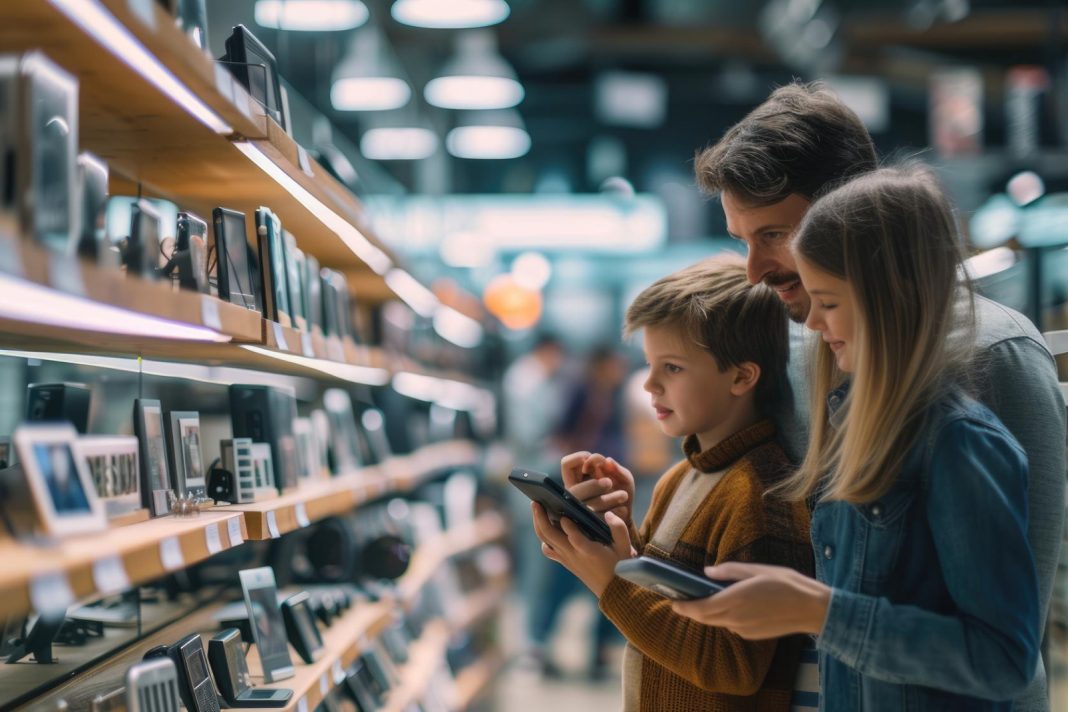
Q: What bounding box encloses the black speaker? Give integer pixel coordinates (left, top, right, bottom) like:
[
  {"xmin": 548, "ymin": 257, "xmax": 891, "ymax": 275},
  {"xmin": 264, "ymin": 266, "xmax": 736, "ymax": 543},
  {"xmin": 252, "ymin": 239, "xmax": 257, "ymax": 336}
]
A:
[
  {"xmin": 26, "ymin": 382, "xmax": 91, "ymax": 434},
  {"xmin": 228, "ymin": 385, "xmax": 298, "ymax": 491}
]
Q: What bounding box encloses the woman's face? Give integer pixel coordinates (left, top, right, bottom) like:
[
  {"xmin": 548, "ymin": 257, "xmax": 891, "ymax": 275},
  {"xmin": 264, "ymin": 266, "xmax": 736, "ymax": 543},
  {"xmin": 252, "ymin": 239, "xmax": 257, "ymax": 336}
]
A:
[{"xmin": 797, "ymin": 257, "xmax": 857, "ymax": 373}]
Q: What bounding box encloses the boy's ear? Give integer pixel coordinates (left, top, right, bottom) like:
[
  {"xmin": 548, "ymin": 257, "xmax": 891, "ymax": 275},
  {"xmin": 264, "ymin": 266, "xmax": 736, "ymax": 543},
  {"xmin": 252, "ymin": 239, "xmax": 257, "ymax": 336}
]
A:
[{"xmin": 730, "ymin": 362, "xmax": 761, "ymax": 397}]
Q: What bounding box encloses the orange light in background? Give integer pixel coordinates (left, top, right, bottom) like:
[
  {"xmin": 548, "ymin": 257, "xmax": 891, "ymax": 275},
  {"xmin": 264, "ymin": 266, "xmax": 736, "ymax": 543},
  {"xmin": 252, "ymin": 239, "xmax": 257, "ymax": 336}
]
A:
[{"xmin": 482, "ymin": 274, "xmax": 542, "ymax": 330}]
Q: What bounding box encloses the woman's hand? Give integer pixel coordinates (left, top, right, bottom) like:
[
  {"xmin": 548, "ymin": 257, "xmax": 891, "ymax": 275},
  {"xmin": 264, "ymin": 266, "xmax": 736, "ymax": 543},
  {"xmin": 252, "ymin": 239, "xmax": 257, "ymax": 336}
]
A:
[
  {"xmin": 531, "ymin": 501, "xmax": 634, "ymax": 597},
  {"xmin": 560, "ymin": 451, "xmax": 635, "ymax": 525},
  {"xmin": 671, "ymin": 562, "xmax": 832, "ymax": 640}
]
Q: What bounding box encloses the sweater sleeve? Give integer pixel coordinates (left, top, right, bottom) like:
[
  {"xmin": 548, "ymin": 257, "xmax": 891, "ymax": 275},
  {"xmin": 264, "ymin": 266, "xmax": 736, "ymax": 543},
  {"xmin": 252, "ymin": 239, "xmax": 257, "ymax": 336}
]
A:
[{"xmin": 600, "ymin": 536, "xmax": 788, "ymax": 695}]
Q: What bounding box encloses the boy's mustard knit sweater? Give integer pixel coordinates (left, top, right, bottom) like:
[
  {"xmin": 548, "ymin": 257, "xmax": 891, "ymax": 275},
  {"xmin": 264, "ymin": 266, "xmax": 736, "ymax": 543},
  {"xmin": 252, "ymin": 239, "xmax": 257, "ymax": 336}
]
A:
[{"xmin": 599, "ymin": 420, "xmax": 814, "ymax": 712}]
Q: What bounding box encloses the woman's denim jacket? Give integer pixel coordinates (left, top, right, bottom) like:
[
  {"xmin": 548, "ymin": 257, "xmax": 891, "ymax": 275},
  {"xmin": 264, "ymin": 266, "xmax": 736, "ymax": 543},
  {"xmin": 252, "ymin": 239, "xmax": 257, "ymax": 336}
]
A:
[{"xmin": 812, "ymin": 386, "xmax": 1040, "ymax": 711}]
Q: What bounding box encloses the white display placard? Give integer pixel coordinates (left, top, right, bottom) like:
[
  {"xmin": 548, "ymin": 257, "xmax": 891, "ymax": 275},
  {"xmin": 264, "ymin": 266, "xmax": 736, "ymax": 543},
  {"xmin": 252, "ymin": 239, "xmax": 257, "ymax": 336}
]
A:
[
  {"xmin": 227, "ymin": 517, "xmax": 244, "ymax": 547},
  {"xmin": 201, "ymin": 298, "xmax": 223, "ymax": 331},
  {"xmin": 29, "ymin": 571, "xmax": 74, "ymax": 616},
  {"xmin": 266, "ymin": 510, "xmax": 281, "ymax": 539},
  {"xmin": 160, "ymin": 537, "xmax": 184, "ymax": 571},
  {"xmin": 92, "ymin": 555, "xmax": 130, "ymax": 594},
  {"xmin": 295, "ymin": 503, "xmax": 310, "ymax": 529},
  {"xmin": 273, "ymin": 322, "xmax": 289, "ymax": 351},
  {"xmin": 205, "ymin": 522, "xmax": 223, "ymax": 555}
]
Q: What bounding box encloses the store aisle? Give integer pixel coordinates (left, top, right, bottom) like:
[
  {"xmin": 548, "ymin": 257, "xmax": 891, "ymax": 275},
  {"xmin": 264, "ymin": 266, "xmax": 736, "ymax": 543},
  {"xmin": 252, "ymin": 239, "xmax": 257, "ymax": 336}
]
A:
[{"xmin": 492, "ymin": 593, "xmax": 623, "ymax": 711}]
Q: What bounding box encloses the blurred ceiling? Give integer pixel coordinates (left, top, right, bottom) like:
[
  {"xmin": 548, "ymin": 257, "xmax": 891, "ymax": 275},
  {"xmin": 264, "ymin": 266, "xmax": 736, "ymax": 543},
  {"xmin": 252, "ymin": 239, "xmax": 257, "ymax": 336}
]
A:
[{"xmin": 205, "ymin": 0, "xmax": 1068, "ymax": 204}]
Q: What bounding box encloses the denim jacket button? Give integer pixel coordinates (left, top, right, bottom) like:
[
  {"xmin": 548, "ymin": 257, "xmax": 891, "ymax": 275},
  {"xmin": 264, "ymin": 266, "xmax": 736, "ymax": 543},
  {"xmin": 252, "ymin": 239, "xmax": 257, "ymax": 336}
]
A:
[
  {"xmin": 823, "ymin": 545, "xmax": 834, "ymax": 559},
  {"xmin": 871, "ymin": 504, "xmax": 882, "ymax": 517}
]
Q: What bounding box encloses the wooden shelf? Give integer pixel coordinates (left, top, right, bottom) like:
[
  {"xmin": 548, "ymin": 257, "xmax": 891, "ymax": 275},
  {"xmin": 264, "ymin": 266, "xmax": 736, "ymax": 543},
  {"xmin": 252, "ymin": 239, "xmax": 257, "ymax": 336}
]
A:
[
  {"xmin": 450, "ymin": 579, "xmax": 509, "ymax": 635},
  {"xmin": 219, "ymin": 440, "xmax": 480, "ymax": 540},
  {"xmin": 0, "ymin": 509, "xmax": 247, "ymax": 620},
  {"xmin": 449, "ymin": 653, "xmax": 505, "ymax": 711},
  {"xmin": 379, "ymin": 620, "xmax": 451, "ymax": 712},
  {"xmin": 0, "ymin": 1, "xmax": 397, "ymax": 289},
  {"xmin": 396, "ymin": 512, "xmax": 508, "ymax": 603},
  {"xmin": 242, "ymin": 599, "xmax": 395, "ymax": 712}
]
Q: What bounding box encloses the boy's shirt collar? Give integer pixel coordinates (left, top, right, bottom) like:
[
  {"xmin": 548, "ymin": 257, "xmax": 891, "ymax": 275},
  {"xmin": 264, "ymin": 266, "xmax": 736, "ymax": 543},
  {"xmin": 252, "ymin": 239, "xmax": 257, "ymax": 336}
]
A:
[{"xmin": 683, "ymin": 419, "xmax": 777, "ymax": 472}]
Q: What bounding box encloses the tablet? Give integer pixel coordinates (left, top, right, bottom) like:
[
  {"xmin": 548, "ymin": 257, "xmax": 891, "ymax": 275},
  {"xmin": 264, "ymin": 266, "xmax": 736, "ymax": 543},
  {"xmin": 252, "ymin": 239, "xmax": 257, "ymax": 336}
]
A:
[
  {"xmin": 508, "ymin": 467, "xmax": 612, "ymax": 546},
  {"xmin": 614, "ymin": 556, "xmax": 730, "ymax": 601},
  {"xmin": 239, "ymin": 567, "xmax": 294, "ymax": 683}
]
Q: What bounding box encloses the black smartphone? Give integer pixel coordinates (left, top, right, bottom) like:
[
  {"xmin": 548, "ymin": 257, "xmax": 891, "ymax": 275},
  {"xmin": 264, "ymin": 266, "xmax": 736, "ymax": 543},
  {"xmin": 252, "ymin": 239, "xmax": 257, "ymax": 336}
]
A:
[
  {"xmin": 508, "ymin": 467, "xmax": 613, "ymax": 545},
  {"xmin": 614, "ymin": 556, "xmax": 731, "ymax": 601}
]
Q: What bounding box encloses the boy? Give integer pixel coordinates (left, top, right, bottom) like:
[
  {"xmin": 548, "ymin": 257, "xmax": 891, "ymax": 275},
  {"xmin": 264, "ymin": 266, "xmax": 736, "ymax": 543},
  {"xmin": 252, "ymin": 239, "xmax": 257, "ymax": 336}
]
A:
[{"xmin": 532, "ymin": 258, "xmax": 814, "ymax": 711}]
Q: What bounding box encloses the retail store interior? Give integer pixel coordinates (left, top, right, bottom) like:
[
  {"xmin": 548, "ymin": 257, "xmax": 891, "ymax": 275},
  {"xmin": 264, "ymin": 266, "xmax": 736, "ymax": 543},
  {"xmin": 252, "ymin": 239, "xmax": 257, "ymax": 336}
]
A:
[{"xmin": 0, "ymin": 0, "xmax": 1066, "ymax": 710}]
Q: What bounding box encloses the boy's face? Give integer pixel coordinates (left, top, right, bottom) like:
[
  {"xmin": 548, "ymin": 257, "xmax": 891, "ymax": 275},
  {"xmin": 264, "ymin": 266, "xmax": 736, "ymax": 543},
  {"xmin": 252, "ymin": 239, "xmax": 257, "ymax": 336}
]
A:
[
  {"xmin": 722, "ymin": 191, "xmax": 811, "ymax": 323},
  {"xmin": 641, "ymin": 325, "xmax": 744, "ymax": 446}
]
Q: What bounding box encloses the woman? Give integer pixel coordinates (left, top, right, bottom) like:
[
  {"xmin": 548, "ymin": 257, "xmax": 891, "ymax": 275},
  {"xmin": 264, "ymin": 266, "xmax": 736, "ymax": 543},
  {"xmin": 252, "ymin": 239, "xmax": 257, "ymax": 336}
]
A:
[{"xmin": 671, "ymin": 166, "xmax": 1040, "ymax": 710}]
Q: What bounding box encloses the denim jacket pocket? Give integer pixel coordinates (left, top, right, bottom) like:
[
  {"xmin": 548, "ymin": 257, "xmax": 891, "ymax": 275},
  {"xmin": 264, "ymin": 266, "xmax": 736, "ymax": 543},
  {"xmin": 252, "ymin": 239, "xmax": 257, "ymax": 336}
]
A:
[{"xmin": 855, "ymin": 484, "xmax": 917, "ymax": 587}]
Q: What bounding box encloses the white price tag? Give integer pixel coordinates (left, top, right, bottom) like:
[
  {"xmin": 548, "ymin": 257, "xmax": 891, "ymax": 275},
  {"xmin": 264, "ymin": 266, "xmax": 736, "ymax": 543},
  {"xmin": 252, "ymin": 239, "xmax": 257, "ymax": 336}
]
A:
[
  {"xmin": 297, "ymin": 698, "xmax": 308, "ymax": 712},
  {"xmin": 50, "ymin": 254, "xmax": 85, "ymax": 296},
  {"xmin": 127, "ymin": 0, "xmax": 156, "ymax": 29},
  {"xmin": 266, "ymin": 510, "xmax": 281, "ymax": 539},
  {"xmin": 0, "ymin": 237, "xmax": 23, "ymax": 277},
  {"xmin": 160, "ymin": 537, "xmax": 184, "ymax": 571},
  {"xmin": 295, "ymin": 503, "xmax": 310, "ymax": 529},
  {"xmin": 332, "ymin": 659, "xmax": 345, "ymax": 684},
  {"xmin": 205, "ymin": 522, "xmax": 223, "ymax": 555},
  {"xmin": 297, "ymin": 146, "xmax": 314, "ymax": 177},
  {"xmin": 227, "ymin": 517, "xmax": 244, "ymax": 547},
  {"xmin": 319, "ymin": 673, "xmax": 329, "ymax": 697},
  {"xmin": 201, "ymin": 298, "xmax": 223, "ymax": 331},
  {"xmin": 92, "ymin": 555, "xmax": 130, "ymax": 594},
  {"xmin": 214, "ymin": 63, "xmax": 235, "ymax": 103},
  {"xmin": 29, "ymin": 571, "xmax": 74, "ymax": 616},
  {"xmin": 301, "ymin": 332, "xmax": 314, "ymax": 358},
  {"xmin": 272, "ymin": 322, "xmax": 289, "ymax": 351}
]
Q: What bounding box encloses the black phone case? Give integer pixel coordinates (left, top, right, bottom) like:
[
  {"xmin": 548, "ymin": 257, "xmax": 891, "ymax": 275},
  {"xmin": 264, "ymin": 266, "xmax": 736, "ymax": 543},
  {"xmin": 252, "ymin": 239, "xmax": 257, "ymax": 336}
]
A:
[
  {"xmin": 508, "ymin": 467, "xmax": 613, "ymax": 545},
  {"xmin": 614, "ymin": 557, "xmax": 729, "ymax": 600}
]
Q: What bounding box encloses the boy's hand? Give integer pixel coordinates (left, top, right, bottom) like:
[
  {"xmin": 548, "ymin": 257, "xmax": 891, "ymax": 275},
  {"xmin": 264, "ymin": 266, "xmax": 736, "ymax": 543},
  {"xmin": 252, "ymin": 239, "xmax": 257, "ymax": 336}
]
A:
[
  {"xmin": 561, "ymin": 451, "xmax": 635, "ymax": 525},
  {"xmin": 531, "ymin": 502, "xmax": 634, "ymax": 597}
]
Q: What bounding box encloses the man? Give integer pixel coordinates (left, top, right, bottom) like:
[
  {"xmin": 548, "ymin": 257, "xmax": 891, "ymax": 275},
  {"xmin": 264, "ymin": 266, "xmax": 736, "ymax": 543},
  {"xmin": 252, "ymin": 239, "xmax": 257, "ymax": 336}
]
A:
[{"xmin": 689, "ymin": 82, "xmax": 1066, "ymax": 711}]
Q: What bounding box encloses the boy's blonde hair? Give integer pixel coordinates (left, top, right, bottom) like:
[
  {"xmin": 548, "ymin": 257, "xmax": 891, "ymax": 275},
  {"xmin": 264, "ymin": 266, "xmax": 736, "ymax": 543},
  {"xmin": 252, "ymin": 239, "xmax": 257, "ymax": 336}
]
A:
[
  {"xmin": 624, "ymin": 257, "xmax": 790, "ymax": 410},
  {"xmin": 783, "ymin": 165, "xmax": 975, "ymax": 504}
]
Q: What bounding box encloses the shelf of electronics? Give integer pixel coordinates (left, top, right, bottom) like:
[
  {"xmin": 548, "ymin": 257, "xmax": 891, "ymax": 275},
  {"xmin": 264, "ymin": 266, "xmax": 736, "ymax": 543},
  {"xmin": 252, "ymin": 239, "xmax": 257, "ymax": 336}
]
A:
[
  {"xmin": 395, "ymin": 512, "xmax": 509, "ymax": 604},
  {"xmin": 0, "ymin": 439, "xmax": 481, "ymax": 623},
  {"xmin": 20, "ymin": 511, "xmax": 510, "ymax": 712},
  {"xmin": 0, "ymin": 0, "xmax": 394, "ymax": 277}
]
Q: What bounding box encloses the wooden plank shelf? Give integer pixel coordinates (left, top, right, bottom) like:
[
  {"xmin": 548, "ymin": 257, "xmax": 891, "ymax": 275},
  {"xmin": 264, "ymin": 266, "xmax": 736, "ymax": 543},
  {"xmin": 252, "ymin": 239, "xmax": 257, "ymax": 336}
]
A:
[
  {"xmin": 449, "ymin": 653, "xmax": 505, "ymax": 711},
  {"xmin": 378, "ymin": 620, "xmax": 451, "ymax": 712},
  {"xmin": 0, "ymin": 0, "xmax": 397, "ymax": 290},
  {"xmin": 396, "ymin": 512, "xmax": 508, "ymax": 603},
  {"xmin": 242, "ymin": 599, "xmax": 395, "ymax": 712},
  {"xmin": 0, "ymin": 509, "xmax": 247, "ymax": 620},
  {"xmin": 224, "ymin": 440, "xmax": 483, "ymax": 541}
]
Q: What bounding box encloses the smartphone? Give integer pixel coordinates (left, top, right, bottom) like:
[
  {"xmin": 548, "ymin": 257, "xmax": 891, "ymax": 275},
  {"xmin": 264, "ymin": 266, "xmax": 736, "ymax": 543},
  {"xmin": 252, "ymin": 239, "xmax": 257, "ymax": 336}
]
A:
[
  {"xmin": 614, "ymin": 556, "xmax": 730, "ymax": 601},
  {"xmin": 508, "ymin": 467, "xmax": 612, "ymax": 545}
]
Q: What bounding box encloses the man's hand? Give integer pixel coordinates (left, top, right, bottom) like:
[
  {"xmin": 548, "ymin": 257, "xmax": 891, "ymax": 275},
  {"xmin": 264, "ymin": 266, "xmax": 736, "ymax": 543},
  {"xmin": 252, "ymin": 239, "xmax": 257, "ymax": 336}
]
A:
[
  {"xmin": 561, "ymin": 451, "xmax": 636, "ymax": 526},
  {"xmin": 670, "ymin": 562, "xmax": 831, "ymax": 640},
  {"xmin": 531, "ymin": 501, "xmax": 634, "ymax": 597}
]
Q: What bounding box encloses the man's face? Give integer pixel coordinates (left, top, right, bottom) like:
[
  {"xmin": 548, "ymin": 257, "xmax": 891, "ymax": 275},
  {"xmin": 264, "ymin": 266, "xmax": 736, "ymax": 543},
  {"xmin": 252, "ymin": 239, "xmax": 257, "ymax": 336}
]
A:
[{"xmin": 722, "ymin": 191, "xmax": 811, "ymax": 322}]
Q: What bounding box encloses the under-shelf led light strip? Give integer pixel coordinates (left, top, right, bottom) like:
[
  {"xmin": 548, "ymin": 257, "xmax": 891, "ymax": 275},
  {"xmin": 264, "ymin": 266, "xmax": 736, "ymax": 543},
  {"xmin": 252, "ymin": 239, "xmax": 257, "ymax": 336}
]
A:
[
  {"xmin": 233, "ymin": 142, "xmax": 393, "ymax": 275},
  {"xmin": 241, "ymin": 344, "xmax": 392, "ymax": 386},
  {"xmin": 0, "ymin": 273, "xmax": 230, "ymax": 342},
  {"xmin": 49, "ymin": 0, "xmax": 233, "ymax": 135},
  {"xmin": 0, "ymin": 349, "xmax": 311, "ymax": 392}
]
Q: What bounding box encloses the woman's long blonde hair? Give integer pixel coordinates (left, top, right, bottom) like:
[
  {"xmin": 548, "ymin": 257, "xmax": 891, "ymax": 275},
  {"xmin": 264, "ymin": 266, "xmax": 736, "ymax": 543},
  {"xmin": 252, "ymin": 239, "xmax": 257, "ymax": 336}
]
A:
[{"xmin": 782, "ymin": 165, "xmax": 976, "ymax": 504}]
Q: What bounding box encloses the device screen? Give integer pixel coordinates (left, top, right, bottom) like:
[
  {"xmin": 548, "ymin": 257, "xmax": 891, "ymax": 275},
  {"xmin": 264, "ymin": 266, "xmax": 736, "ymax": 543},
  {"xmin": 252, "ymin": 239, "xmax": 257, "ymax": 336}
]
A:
[
  {"xmin": 32, "ymin": 442, "xmax": 90, "ymax": 514},
  {"xmin": 220, "ymin": 211, "xmax": 255, "ymax": 309},
  {"xmin": 184, "ymin": 643, "xmax": 209, "ymax": 684},
  {"xmin": 224, "ymin": 637, "xmax": 252, "ymax": 694},
  {"xmin": 32, "ymin": 61, "xmax": 74, "ymax": 251},
  {"xmin": 295, "ymin": 601, "xmax": 323, "ymax": 652},
  {"xmin": 141, "ymin": 405, "xmax": 169, "ymax": 492},
  {"xmin": 247, "ymin": 584, "xmax": 290, "ymax": 669}
]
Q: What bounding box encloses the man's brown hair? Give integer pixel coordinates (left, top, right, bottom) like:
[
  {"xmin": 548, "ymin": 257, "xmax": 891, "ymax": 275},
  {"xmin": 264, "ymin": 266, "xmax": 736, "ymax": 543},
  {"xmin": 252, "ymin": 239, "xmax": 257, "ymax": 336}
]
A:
[
  {"xmin": 624, "ymin": 257, "xmax": 789, "ymax": 409},
  {"xmin": 694, "ymin": 82, "xmax": 877, "ymax": 206}
]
